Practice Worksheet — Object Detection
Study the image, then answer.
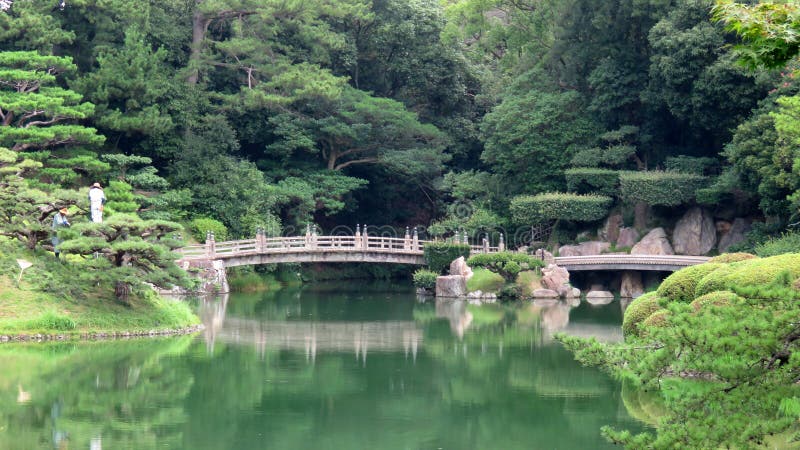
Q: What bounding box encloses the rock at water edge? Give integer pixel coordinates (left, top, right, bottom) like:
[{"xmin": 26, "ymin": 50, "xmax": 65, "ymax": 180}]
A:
[
  {"xmin": 620, "ymin": 271, "xmax": 644, "ymax": 298},
  {"xmin": 718, "ymin": 218, "xmax": 752, "ymax": 253},
  {"xmin": 436, "ymin": 275, "xmax": 467, "ymax": 298}
]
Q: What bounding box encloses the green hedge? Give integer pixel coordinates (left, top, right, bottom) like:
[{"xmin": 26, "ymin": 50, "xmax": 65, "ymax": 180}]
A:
[
  {"xmin": 189, "ymin": 217, "xmax": 229, "ymax": 242},
  {"xmin": 412, "ymin": 268, "xmax": 438, "ymax": 290},
  {"xmin": 619, "ymin": 171, "xmax": 706, "ymax": 206},
  {"xmin": 622, "ymin": 292, "xmax": 662, "ymax": 338},
  {"xmin": 657, "ymin": 263, "xmax": 722, "ymax": 303},
  {"xmin": 467, "ymin": 251, "xmax": 544, "ymax": 281},
  {"xmin": 423, "ymin": 242, "xmax": 471, "ymax": 274},
  {"xmin": 664, "ymin": 156, "xmax": 719, "ymax": 175},
  {"xmin": 564, "ymin": 168, "xmax": 620, "ymax": 196},
  {"xmin": 509, "ymin": 192, "xmax": 612, "ymax": 225}
]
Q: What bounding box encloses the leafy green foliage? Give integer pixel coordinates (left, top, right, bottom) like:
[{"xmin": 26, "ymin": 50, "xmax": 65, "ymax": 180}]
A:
[
  {"xmin": 713, "ymin": 1, "xmax": 800, "ymax": 69},
  {"xmin": 564, "ymin": 168, "xmax": 620, "ymax": 196},
  {"xmin": 708, "ymin": 252, "xmax": 757, "ymax": 263},
  {"xmin": 694, "ymin": 254, "xmax": 800, "ymax": 297},
  {"xmin": 664, "ymin": 155, "xmax": 719, "ymax": 175},
  {"xmin": 509, "ymin": 192, "xmax": 612, "ymax": 225},
  {"xmin": 467, "ymin": 252, "xmax": 544, "ymax": 282},
  {"xmin": 619, "ymin": 171, "xmax": 707, "ymax": 206},
  {"xmin": 412, "ymin": 268, "xmax": 438, "ymax": 290},
  {"xmin": 189, "ymin": 217, "xmax": 229, "ymax": 243},
  {"xmin": 755, "ymin": 232, "xmax": 800, "ymax": 257},
  {"xmin": 423, "ymin": 242, "xmax": 471, "ymax": 274},
  {"xmin": 104, "ymin": 180, "xmax": 139, "ymax": 214}
]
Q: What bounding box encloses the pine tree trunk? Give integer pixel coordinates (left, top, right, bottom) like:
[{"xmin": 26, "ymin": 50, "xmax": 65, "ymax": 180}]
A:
[{"xmin": 115, "ymin": 281, "xmax": 131, "ymax": 305}]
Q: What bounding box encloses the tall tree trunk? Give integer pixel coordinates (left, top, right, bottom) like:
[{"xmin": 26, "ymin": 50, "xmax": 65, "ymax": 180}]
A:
[
  {"xmin": 634, "ymin": 201, "xmax": 649, "ymax": 231},
  {"xmin": 187, "ymin": 4, "xmax": 209, "ymax": 85}
]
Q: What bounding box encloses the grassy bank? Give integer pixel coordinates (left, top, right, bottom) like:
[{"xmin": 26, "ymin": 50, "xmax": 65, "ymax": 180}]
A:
[{"xmin": 0, "ymin": 240, "xmax": 199, "ymax": 338}]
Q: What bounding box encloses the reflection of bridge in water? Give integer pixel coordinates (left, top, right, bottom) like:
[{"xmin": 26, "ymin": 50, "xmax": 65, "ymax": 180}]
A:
[
  {"xmin": 196, "ymin": 293, "xmax": 625, "ymax": 362},
  {"xmin": 198, "ymin": 295, "xmax": 422, "ymax": 362}
]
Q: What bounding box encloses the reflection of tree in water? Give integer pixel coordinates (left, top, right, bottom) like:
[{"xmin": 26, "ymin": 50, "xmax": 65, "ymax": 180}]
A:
[{"xmin": 0, "ymin": 338, "xmax": 194, "ymax": 450}]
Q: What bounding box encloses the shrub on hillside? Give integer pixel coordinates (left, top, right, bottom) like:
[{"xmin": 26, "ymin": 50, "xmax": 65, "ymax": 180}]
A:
[
  {"xmin": 466, "ymin": 268, "xmax": 505, "ymax": 293},
  {"xmin": 754, "ymin": 232, "xmax": 800, "ymax": 257},
  {"xmin": 510, "ymin": 192, "xmax": 612, "ymax": 225},
  {"xmin": 641, "ymin": 310, "xmax": 670, "ymax": 334},
  {"xmin": 689, "ymin": 290, "xmax": 743, "ymax": 313},
  {"xmin": 619, "ymin": 171, "xmax": 706, "ymax": 206},
  {"xmin": 694, "ymin": 254, "xmax": 800, "ymax": 297},
  {"xmin": 467, "ymin": 252, "xmax": 544, "ymax": 281},
  {"xmin": 189, "ymin": 217, "xmax": 228, "ymax": 242},
  {"xmin": 622, "ymin": 292, "xmax": 662, "ymax": 338},
  {"xmin": 708, "ymin": 253, "xmax": 758, "ymax": 263},
  {"xmin": 564, "ymin": 168, "xmax": 620, "ymax": 196},
  {"xmin": 423, "ymin": 242, "xmax": 471, "ymax": 274},
  {"xmin": 412, "ymin": 269, "xmax": 438, "ymax": 290},
  {"xmin": 657, "ymin": 263, "xmax": 722, "ymax": 303}
]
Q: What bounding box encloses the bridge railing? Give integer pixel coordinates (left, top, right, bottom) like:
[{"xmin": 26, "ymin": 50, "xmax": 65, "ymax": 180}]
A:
[{"xmin": 176, "ymin": 228, "xmax": 512, "ymax": 261}]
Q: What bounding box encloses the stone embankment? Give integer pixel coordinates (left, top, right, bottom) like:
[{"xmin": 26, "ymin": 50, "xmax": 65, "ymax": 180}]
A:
[{"xmin": 0, "ymin": 324, "xmax": 205, "ymax": 343}]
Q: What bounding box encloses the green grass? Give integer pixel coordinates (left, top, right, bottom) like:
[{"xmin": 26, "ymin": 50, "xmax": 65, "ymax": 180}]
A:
[
  {"xmin": 466, "ymin": 268, "xmax": 505, "ymax": 293},
  {"xmin": 516, "ymin": 270, "xmax": 542, "ymax": 297},
  {"xmin": 0, "ymin": 277, "xmax": 199, "ymax": 336}
]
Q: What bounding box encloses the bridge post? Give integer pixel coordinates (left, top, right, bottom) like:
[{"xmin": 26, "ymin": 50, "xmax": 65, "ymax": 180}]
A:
[
  {"xmin": 413, "ymin": 227, "xmax": 419, "ymax": 252},
  {"xmin": 355, "ymin": 224, "xmax": 362, "ymax": 249},
  {"xmin": 311, "ymin": 225, "xmax": 318, "ymax": 249},
  {"xmin": 255, "ymin": 227, "xmax": 265, "ymax": 252},
  {"xmin": 404, "ymin": 227, "xmax": 411, "ymax": 250},
  {"xmin": 482, "ymin": 236, "xmax": 489, "ymax": 253},
  {"xmin": 305, "ymin": 224, "xmax": 311, "ymax": 247},
  {"xmin": 205, "ymin": 231, "xmax": 216, "ymax": 258},
  {"xmin": 462, "ymin": 230, "xmax": 468, "ymax": 245},
  {"xmin": 499, "ymin": 233, "xmax": 505, "ymax": 252}
]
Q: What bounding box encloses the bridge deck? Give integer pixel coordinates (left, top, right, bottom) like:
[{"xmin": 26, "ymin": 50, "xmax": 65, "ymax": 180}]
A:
[{"xmin": 177, "ymin": 234, "xmax": 710, "ymax": 271}]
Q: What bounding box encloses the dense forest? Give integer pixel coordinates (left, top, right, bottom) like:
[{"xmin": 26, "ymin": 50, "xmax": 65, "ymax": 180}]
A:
[{"xmin": 0, "ymin": 0, "xmax": 799, "ymax": 247}]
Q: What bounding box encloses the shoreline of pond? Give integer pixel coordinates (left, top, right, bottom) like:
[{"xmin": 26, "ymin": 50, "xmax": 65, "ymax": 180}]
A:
[{"xmin": 0, "ymin": 323, "xmax": 205, "ymax": 344}]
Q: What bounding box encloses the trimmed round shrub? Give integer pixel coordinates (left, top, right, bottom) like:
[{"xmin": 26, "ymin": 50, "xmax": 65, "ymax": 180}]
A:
[
  {"xmin": 641, "ymin": 310, "xmax": 670, "ymax": 333},
  {"xmin": 708, "ymin": 253, "xmax": 758, "ymax": 263},
  {"xmin": 657, "ymin": 263, "xmax": 722, "ymax": 303},
  {"xmin": 423, "ymin": 242, "xmax": 471, "ymax": 274},
  {"xmin": 622, "ymin": 292, "xmax": 662, "ymax": 338},
  {"xmin": 689, "ymin": 290, "xmax": 743, "ymax": 313},
  {"xmin": 189, "ymin": 217, "xmax": 229, "ymax": 242},
  {"xmin": 412, "ymin": 269, "xmax": 438, "ymax": 290},
  {"xmin": 694, "ymin": 264, "xmax": 736, "ymax": 297},
  {"xmin": 694, "ymin": 254, "xmax": 800, "ymax": 297},
  {"xmin": 619, "ymin": 171, "xmax": 706, "ymax": 206},
  {"xmin": 565, "ymin": 168, "xmax": 620, "ymax": 196},
  {"xmin": 510, "ymin": 192, "xmax": 612, "ymax": 225}
]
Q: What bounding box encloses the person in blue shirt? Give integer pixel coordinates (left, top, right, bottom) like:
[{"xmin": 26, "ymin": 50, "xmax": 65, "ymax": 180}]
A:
[{"xmin": 51, "ymin": 207, "xmax": 70, "ymax": 259}]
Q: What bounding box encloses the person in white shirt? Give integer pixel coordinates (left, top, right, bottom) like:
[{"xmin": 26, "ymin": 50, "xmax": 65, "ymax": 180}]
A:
[{"xmin": 88, "ymin": 182, "xmax": 106, "ymax": 223}]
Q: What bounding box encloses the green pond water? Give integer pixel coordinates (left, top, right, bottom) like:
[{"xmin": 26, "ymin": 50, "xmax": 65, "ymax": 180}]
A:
[{"xmin": 0, "ymin": 283, "xmax": 649, "ymax": 449}]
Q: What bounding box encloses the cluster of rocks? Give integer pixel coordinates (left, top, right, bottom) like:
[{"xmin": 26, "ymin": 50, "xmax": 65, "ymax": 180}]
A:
[
  {"xmin": 0, "ymin": 324, "xmax": 205, "ymax": 343},
  {"xmin": 561, "ymin": 207, "xmax": 752, "ymax": 258},
  {"xmin": 532, "ymin": 262, "xmax": 581, "ymax": 299}
]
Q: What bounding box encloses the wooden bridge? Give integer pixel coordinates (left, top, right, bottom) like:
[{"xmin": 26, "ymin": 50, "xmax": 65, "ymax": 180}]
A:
[{"xmin": 177, "ymin": 228, "xmax": 709, "ymax": 271}]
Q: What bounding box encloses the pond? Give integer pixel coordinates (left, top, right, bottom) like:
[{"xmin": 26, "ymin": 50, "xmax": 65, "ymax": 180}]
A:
[{"xmin": 0, "ymin": 282, "xmax": 647, "ymax": 449}]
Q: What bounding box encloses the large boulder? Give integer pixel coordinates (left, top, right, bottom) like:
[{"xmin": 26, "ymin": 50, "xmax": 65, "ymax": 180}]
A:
[
  {"xmin": 541, "ymin": 264, "xmax": 570, "ymax": 291},
  {"xmin": 436, "ymin": 275, "xmax": 467, "ymax": 298},
  {"xmin": 718, "ymin": 218, "xmax": 752, "ymax": 253},
  {"xmin": 617, "ymin": 227, "xmax": 640, "ymax": 248},
  {"xmin": 599, "ymin": 213, "xmax": 623, "ymax": 243},
  {"xmin": 673, "ymin": 207, "xmax": 717, "ymax": 255},
  {"xmin": 558, "ymin": 241, "xmax": 610, "ymax": 257},
  {"xmin": 620, "ymin": 271, "xmax": 644, "ymax": 298},
  {"xmin": 631, "ymin": 228, "xmax": 674, "ymax": 255},
  {"xmin": 532, "ymin": 288, "xmax": 559, "ymax": 299},
  {"xmin": 534, "ymin": 248, "xmax": 555, "ymax": 265},
  {"xmin": 586, "ymin": 290, "xmax": 614, "ymax": 305},
  {"xmin": 449, "ymin": 256, "xmax": 474, "ymax": 280}
]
